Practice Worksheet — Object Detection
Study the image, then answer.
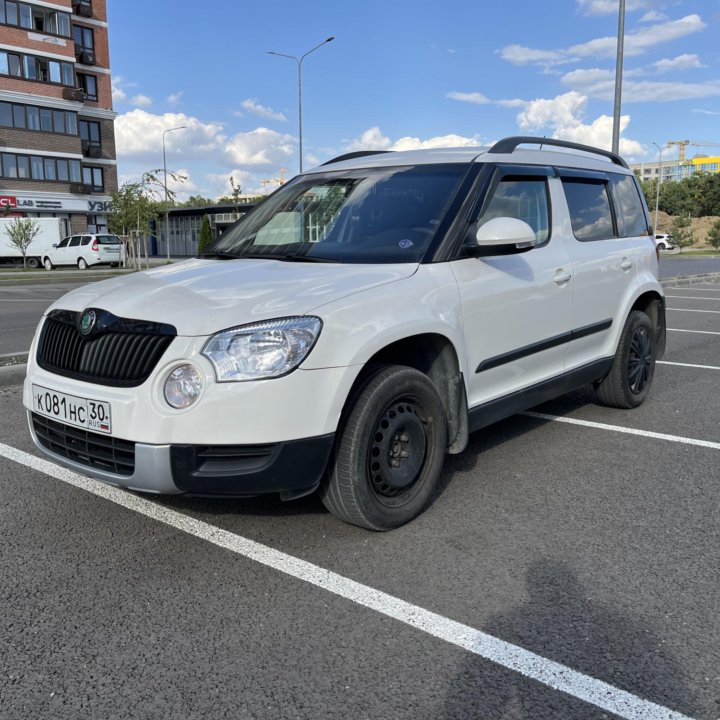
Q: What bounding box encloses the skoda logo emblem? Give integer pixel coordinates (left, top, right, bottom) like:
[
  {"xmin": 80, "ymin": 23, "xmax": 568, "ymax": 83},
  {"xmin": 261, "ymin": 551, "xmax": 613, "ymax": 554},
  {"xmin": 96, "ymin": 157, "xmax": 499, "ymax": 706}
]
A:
[{"xmin": 79, "ymin": 309, "xmax": 97, "ymax": 336}]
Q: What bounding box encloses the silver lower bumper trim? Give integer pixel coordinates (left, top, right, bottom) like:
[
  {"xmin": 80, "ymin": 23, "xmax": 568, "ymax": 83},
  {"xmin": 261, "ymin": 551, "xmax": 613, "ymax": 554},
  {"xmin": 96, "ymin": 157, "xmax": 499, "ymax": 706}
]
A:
[{"xmin": 27, "ymin": 411, "xmax": 183, "ymax": 494}]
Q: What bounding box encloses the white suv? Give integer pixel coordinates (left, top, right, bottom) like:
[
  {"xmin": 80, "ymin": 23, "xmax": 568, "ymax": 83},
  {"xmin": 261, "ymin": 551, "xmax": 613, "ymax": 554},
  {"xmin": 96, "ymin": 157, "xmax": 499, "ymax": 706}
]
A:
[
  {"xmin": 24, "ymin": 137, "xmax": 666, "ymax": 530},
  {"xmin": 43, "ymin": 233, "xmax": 124, "ymax": 270}
]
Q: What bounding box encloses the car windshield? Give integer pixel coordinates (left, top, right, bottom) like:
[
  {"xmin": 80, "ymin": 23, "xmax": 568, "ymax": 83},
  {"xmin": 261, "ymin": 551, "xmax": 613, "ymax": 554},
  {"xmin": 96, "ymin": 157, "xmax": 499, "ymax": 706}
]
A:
[
  {"xmin": 210, "ymin": 164, "xmax": 468, "ymax": 263},
  {"xmin": 96, "ymin": 235, "xmax": 121, "ymax": 245}
]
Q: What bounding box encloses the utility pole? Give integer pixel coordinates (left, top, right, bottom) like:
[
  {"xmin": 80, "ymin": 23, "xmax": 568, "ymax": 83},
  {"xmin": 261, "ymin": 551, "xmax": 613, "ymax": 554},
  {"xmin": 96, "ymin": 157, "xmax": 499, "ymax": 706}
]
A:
[{"xmin": 611, "ymin": 0, "xmax": 626, "ymax": 155}]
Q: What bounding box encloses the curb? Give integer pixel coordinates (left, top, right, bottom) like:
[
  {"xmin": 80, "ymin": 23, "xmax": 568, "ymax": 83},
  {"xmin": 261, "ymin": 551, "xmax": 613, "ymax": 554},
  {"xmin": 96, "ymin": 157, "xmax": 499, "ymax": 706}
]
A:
[
  {"xmin": 0, "ymin": 352, "xmax": 29, "ymax": 367},
  {"xmin": 661, "ymin": 272, "xmax": 720, "ymax": 288}
]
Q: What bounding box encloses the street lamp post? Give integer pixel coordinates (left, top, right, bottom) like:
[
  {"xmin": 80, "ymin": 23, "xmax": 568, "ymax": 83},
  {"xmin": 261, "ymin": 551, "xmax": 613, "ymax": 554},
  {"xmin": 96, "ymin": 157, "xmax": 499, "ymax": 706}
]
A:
[
  {"xmin": 267, "ymin": 36, "xmax": 334, "ymax": 174},
  {"xmin": 611, "ymin": 0, "xmax": 626, "ymax": 155},
  {"xmin": 652, "ymin": 142, "xmax": 666, "ymax": 233},
  {"xmin": 162, "ymin": 125, "xmax": 186, "ymax": 261}
]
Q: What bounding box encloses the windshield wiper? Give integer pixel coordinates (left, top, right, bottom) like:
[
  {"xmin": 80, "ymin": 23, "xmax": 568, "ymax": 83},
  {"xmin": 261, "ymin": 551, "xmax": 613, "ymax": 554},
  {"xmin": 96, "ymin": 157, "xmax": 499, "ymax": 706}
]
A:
[
  {"xmin": 198, "ymin": 251, "xmax": 239, "ymax": 260},
  {"xmin": 240, "ymin": 252, "xmax": 339, "ymax": 263}
]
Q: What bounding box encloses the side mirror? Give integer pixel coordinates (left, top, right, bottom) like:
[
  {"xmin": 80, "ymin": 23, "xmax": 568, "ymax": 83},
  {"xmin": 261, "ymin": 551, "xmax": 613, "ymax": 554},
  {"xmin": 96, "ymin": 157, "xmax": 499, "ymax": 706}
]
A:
[
  {"xmin": 52, "ymin": 243, "xmax": 58, "ymax": 248},
  {"xmin": 475, "ymin": 217, "xmax": 537, "ymax": 249}
]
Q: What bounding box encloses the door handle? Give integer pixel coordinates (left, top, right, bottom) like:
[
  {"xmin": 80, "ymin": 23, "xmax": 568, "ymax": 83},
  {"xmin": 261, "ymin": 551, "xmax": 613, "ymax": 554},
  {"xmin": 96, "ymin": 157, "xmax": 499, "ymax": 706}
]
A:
[
  {"xmin": 620, "ymin": 257, "xmax": 633, "ymax": 271},
  {"xmin": 554, "ymin": 269, "xmax": 572, "ymax": 285}
]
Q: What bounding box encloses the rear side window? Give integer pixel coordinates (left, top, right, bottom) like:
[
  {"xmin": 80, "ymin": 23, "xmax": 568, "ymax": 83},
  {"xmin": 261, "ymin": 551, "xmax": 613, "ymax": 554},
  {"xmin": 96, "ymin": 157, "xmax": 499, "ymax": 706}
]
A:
[
  {"xmin": 477, "ymin": 177, "xmax": 550, "ymax": 244},
  {"xmin": 81, "ymin": 237, "xmax": 91, "ymax": 246},
  {"xmin": 609, "ymin": 174, "xmax": 648, "ymax": 237},
  {"xmin": 562, "ymin": 178, "xmax": 614, "ymax": 241}
]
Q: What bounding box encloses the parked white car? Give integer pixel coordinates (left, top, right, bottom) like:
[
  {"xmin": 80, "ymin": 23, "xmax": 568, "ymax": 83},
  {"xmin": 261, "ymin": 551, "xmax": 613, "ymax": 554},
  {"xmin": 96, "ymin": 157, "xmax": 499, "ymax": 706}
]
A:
[
  {"xmin": 24, "ymin": 137, "xmax": 666, "ymax": 530},
  {"xmin": 43, "ymin": 233, "xmax": 124, "ymax": 270},
  {"xmin": 654, "ymin": 233, "xmax": 675, "ymax": 250}
]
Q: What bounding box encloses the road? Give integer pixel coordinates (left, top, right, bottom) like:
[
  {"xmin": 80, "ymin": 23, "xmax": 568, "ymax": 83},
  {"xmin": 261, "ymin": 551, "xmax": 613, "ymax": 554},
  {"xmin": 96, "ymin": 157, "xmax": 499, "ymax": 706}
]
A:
[{"xmin": 0, "ymin": 282, "xmax": 719, "ymax": 718}]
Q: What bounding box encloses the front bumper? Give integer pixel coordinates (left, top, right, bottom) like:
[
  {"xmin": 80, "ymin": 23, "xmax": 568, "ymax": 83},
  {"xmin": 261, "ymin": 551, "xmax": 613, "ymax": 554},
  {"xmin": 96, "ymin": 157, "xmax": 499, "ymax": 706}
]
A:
[{"xmin": 28, "ymin": 410, "xmax": 334, "ymax": 498}]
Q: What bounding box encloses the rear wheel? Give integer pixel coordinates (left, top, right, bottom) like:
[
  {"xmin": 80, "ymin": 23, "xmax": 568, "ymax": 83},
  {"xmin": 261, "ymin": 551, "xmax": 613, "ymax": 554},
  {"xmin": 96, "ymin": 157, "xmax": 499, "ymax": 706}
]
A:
[
  {"xmin": 321, "ymin": 366, "xmax": 448, "ymax": 530},
  {"xmin": 595, "ymin": 310, "xmax": 655, "ymax": 409},
  {"xmin": 25, "ymin": 257, "xmax": 40, "ymax": 269},
  {"xmin": 43, "ymin": 257, "xmax": 53, "ymax": 271},
  {"xmin": 77, "ymin": 257, "xmax": 88, "ymax": 270}
]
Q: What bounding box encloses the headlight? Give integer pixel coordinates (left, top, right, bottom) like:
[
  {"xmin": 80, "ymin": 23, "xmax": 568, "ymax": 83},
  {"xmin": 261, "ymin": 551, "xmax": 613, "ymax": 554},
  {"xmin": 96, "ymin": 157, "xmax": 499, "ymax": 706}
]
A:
[
  {"xmin": 202, "ymin": 316, "xmax": 322, "ymax": 382},
  {"xmin": 164, "ymin": 364, "xmax": 203, "ymax": 408}
]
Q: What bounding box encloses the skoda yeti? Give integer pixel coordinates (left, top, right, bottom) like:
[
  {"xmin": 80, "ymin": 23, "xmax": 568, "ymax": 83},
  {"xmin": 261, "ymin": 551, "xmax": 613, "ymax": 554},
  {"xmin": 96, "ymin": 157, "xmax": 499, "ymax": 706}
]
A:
[{"xmin": 24, "ymin": 137, "xmax": 666, "ymax": 530}]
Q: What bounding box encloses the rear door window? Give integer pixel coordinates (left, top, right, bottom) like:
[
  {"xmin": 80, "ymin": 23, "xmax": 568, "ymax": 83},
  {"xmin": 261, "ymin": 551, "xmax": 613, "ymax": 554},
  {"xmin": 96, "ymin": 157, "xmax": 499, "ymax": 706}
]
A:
[
  {"xmin": 561, "ymin": 177, "xmax": 614, "ymax": 241},
  {"xmin": 69, "ymin": 236, "xmax": 81, "ymax": 247}
]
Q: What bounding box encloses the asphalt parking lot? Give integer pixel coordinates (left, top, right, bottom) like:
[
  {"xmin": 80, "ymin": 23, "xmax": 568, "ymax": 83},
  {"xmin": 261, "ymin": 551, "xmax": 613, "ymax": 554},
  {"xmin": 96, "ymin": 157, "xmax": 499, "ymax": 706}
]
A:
[{"xmin": 1, "ymin": 282, "xmax": 719, "ymax": 719}]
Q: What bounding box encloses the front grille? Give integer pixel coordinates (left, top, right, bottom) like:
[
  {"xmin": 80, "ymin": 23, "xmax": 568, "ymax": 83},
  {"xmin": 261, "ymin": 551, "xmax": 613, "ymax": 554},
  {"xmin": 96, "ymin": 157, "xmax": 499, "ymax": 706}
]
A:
[
  {"xmin": 32, "ymin": 413, "xmax": 135, "ymax": 477},
  {"xmin": 37, "ymin": 309, "xmax": 176, "ymax": 387}
]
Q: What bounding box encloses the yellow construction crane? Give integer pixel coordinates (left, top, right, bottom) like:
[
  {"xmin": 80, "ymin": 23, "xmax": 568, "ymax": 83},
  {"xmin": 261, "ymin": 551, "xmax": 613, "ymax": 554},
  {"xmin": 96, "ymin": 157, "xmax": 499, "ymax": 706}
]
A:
[{"xmin": 666, "ymin": 140, "xmax": 720, "ymax": 162}]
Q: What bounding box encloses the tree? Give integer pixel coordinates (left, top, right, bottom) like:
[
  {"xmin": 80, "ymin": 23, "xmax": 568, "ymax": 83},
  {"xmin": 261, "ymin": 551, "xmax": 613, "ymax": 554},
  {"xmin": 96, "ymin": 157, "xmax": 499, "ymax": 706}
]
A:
[
  {"xmin": 671, "ymin": 214, "xmax": 694, "ymax": 253},
  {"xmin": 6, "ymin": 217, "xmax": 40, "ymax": 269},
  {"xmin": 707, "ymin": 219, "xmax": 720, "ymax": 251},
  {"xmin": 182, "ymin": 195, "xmax": 215, "ymax": 208},
  {"xmin": 198, "ymin": 215, "xmax": 213, "ymax": 254}
]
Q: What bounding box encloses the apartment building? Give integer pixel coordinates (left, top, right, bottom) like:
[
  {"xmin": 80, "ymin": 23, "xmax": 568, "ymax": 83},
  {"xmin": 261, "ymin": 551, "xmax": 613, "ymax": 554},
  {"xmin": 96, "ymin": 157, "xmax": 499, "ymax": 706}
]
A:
[{"xmin": 0, "ymin": 0, "xmax": 116, "ymax": 236}]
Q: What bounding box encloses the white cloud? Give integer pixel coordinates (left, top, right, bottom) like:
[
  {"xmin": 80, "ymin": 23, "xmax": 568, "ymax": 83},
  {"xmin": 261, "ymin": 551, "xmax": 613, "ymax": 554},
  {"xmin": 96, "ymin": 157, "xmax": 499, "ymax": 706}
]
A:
[
  {"xmin": 130, "ymin": 94, "xmax": 153, "ymax": 108},
  {"xmin": 241, "ymin": 98, "xmax": 287, "ymax": 122},
  {"xmin": 225, "ymin": 127, "xmax": 295, "ymax": 166},
  {"xmin": 205, "ymin": 169, "xmax": 256, "ymax": 198},
  {"xmin": 115, "ymin": 110, "xmax": 226, "ymax": 160},
  {"xmin": 692, "ymin": 108, "xmax": 720, "ymax": 116},
  {"xmin": 345, "ymin": 127, "xmax": 482, "ymax": 153},
  {"xmin": 500, "ymin": 14, "xmax": 707, "ymax": 66},
  {"xmin": 166, "ymin": 91, "xmax": 184, "ymax": 106},
  {"xmin": 167, "ymin": 168, "xmax": 197, "ymax": 199},
  {"xmin": 345, "ymin": 127, "xmax": 392, "ymax": 151},
  {"xmin": 111, "ymin": 76, "xmax": 128, "ymax": 103},
  {"xmin": 496, "ymin": 98, "xmax": 528, "ymax": 108},
  {"xmin": 517, "ymin": 91, "xmax": 643, "ymax": 158},
  {"xmin": 576, "ymin": 0, "xmax": 650, "ymax": 15},
  {"xmin": 446, "ymin": 91, "xmax": 490, "ymax": 105},
  {"xmin": 640, "ymin": 10, "xmax": 667, "ymax": 23},
  {"xmin": 653, "ymin": 53, "xmax": 704, "ymax": 74}
]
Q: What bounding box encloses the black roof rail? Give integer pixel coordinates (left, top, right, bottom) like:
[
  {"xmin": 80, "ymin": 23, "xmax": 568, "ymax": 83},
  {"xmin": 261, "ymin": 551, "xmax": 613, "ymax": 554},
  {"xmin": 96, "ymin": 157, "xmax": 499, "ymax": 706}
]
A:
[
  {"xmin": 321, "ymin": 150, "xmax": 391, "ymax": 166},
  {"xmin": 487, "ymin": 136, "xmax": 628, "ymax": 169}
]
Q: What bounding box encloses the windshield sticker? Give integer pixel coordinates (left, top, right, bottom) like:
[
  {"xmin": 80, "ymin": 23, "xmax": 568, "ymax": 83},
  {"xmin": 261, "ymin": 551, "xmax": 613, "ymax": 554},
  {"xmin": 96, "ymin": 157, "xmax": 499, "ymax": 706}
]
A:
[{"xmin": 398, "ymin": 239, "xmax": 414, "ymax": 249}]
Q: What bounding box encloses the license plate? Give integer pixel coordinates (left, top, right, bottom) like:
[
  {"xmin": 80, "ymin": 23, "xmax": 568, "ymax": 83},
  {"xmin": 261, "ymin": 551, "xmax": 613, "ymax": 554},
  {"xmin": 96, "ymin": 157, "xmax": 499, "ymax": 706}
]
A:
[{"xmin": 32, "ymin": 384, "xmax": 112, "ymax": 434}]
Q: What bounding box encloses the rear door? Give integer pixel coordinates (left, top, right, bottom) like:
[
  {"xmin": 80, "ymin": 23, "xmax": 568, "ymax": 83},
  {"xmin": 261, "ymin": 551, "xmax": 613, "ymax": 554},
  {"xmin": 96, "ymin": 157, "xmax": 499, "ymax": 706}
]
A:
[
  {"xmin": 556, "ymin": 169, "xmax": 651, "ymax": 370},
  {"xmin": 451, "ymin": 165, "xmax": 574, "ymax": 409}
]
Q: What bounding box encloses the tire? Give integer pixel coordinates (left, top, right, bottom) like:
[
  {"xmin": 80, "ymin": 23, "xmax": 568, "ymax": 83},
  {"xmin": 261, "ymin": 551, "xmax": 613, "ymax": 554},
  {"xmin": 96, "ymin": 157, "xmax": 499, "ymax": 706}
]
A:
[
  {"xmin": 26, "ymin": 257, "xmax": 40, "ymax": 269},
  {"xmin": 321, "ymin": 365, "xmax": 448, "ymax": 531},
  {"xmin": 594, "ymin": 310, "xmax": 655, "ymax": 409},
  {"xmin": 43, "ymin": 257, "xmax": 53, "ymax": 271},
  {"xmin": 78, "ymin": 257, "xmax": 88, "ymax": 270}
]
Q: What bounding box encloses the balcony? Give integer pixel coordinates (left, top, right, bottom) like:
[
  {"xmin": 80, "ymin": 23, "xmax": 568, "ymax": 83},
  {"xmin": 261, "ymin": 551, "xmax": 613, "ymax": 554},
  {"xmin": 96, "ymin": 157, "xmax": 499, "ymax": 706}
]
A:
[{"xmin": 63, "ymin": 87, "xmax": 87, "ymax": 102}]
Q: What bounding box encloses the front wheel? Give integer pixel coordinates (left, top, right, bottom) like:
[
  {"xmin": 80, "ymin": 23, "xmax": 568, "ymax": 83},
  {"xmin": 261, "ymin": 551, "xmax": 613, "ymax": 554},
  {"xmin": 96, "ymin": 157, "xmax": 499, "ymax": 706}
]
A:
[
  {"xmin": 43, "ymin": 257, "xmax": 53, "ymax": 271},
  {"xmin": 321, "ymin": 366, "xmax": 448, "ymax": 531},
  {"xmin": 77, "ymin": 257, "xmax": 88, "ymax": 270},
  {"xmin": 595, "ymin": 310, "xmax": 656, "ymax": 409}
]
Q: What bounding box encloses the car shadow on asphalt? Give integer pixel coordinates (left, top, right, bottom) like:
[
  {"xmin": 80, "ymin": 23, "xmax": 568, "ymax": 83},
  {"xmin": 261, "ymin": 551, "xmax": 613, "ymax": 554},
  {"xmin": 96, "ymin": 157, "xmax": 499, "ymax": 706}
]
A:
[{"xmin": 443, "ymin": 558, "xmax": 698, "ymax": 719}]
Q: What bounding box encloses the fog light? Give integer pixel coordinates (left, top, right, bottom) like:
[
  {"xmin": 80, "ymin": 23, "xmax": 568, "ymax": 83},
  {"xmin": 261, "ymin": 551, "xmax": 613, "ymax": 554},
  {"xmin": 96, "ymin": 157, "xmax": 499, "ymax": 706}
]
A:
[{"xmin": 164, "ymin": 365, "xmax": 203, "ymax": 409}]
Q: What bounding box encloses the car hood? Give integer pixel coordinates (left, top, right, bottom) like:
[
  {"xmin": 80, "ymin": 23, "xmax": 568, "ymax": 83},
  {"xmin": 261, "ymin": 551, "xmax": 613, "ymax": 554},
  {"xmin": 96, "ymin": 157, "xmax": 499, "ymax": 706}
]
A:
[{"xmin": 49, "ymin": 258, "xmax": 418, "ymax": 336}]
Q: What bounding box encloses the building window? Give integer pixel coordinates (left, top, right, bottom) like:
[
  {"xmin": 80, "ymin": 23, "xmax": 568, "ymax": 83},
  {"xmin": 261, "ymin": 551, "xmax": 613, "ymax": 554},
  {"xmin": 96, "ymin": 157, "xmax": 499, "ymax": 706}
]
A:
[
  {"xmin": 76, "ymin": 73, "xmax": 97, "ymax": 100},
  {"xmin": 0, "ymin": 151, "xmax": 81, "ymax": 183},
  {"xmin": 0, "ymin": 1, "xmax": 71, "ymax": 36},
  {"xmin": 72, "ymin": 24, "xmax": 94, "ymax": 51},
  {"xmin": 79, "ymin": 119, "xmax": 100, "ymax": 147},
  {"xmin": 0, "ymin": 50, "xmax": 74, "ymax": 86},
  {"xmin": 82, "ymin": 165, "xmax": 103, "ymax": 190}
]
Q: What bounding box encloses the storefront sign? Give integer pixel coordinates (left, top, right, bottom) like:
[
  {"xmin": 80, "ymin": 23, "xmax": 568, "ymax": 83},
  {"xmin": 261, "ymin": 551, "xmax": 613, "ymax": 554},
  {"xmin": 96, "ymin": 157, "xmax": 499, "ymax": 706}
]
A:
[
  {"xmin": 88, "ymin": 200, "xmax": 111, "ymax": 213},
  {"xmin": 18, "ymin": 199, "xmax": 63, "ymax": 210},
  {"xmin": 0, "ymin": 196, "xmax": 17, "ymax": 208}
]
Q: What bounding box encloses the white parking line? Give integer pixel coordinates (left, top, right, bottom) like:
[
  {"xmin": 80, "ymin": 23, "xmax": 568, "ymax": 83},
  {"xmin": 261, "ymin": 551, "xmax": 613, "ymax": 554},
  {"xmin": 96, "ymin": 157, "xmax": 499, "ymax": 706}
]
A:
[
  {"xmin": 668, "ymin": 328, "xmax": 720, "ymax": 336},
  {"xmin": 0, "ymin": 441, "xmax": 692, "ymax": 720},
  {"xmin": 522, "ymin": 411, "xmax": 720, "ymax": 450},
  {"xmin": 666, "ymin": 308, "xmax": 720, "ymax": 314},
  {"xmin": 658, "ymin": 360, "xmax": 720, "ymax": 371}
]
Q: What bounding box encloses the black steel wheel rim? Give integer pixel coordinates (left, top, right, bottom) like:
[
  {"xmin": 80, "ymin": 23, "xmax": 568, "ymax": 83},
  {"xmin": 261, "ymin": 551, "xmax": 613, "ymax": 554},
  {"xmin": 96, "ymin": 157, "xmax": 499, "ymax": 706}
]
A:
[
  {"xmin": 627, "ymin": 325, "xmax": 652, "ymax": 394},
  {"xmin": 367, "ymin": 397, "xmax": 428, "ymax": 501}
]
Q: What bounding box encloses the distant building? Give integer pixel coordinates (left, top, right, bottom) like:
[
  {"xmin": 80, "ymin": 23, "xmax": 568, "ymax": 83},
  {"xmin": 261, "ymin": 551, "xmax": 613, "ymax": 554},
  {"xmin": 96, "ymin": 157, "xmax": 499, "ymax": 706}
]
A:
[
  {"xmin": 631, "ymin": 155, "xmax": 720, "ymax": 183},
  {"xmin": 160, "ymin": 204, "xmax": 257, "ymax": 256},
  {"xmin": 0, "ymin": 0, "xmax": 117, "ymax": 235}
]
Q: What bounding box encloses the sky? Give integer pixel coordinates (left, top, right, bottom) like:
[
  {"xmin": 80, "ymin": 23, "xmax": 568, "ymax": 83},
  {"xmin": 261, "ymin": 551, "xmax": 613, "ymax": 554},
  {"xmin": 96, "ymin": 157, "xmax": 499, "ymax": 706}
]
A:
[{"xmin": 108, "ymin": 0, "xmax": 720, "ymax": 201}]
